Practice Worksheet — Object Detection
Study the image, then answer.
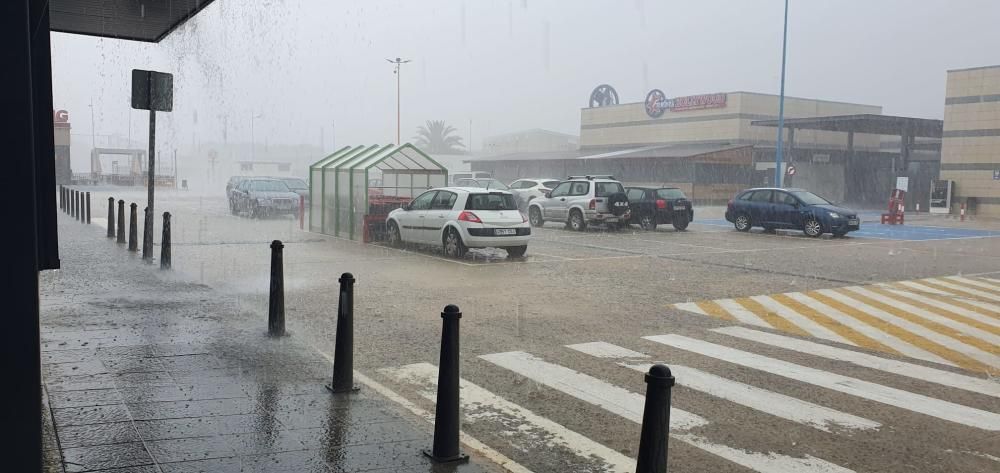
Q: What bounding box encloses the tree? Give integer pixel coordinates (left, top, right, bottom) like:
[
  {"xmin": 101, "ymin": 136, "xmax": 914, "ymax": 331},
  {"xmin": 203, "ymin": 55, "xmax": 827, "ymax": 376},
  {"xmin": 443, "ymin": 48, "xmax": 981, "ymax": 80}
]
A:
[{"xmin": 413, "ymin": 120, "xmax": 465, "ymax": 154}]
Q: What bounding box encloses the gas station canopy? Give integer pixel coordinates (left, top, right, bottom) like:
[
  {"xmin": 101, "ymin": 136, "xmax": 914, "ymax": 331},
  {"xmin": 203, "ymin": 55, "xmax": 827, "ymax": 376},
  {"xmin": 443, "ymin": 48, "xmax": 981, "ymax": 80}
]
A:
[
  {"xmin": 50, "ymin": 0, "xmax": 217, "ymax": 42},
  {"xmin": 752, "ymin": 114, "xmax": 943, "ymax": 138},
  {"xmin": 309, "ymin": 144, "xmax": 447, "ymax": 241}
]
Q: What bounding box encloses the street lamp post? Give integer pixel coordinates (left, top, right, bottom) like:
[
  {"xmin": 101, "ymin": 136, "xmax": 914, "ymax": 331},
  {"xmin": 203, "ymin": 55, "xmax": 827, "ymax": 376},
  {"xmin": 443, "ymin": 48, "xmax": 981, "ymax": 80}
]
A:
[
  {"xmin": 774, "ymin": 0, "xmax": 790, "ymax": 187},
  {"xmin": 387, "ymin": 57, "xmax": 411, "ymax": 145}
]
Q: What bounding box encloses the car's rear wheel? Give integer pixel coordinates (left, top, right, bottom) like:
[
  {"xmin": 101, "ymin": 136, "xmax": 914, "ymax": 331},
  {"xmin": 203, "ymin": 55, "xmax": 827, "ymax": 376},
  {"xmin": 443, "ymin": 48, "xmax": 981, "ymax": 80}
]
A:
[
  {"xmin": 639, "ymin": 213, "xmax": 657, "ymax": 231},
  {"xmin": 387, "ymin": 221, "xmax": 402, "ymax": 247},
  {"xmin": 529, "ymin": 207, "xmax": 544, "ymax": 227},
  {"xmin": 443, "ymin": 227, "xmax": 467, "ymax": 258},
  {"xmin": 506, "ymin": 245, "xmax": 527, "ymax": 258},
  {"xmin": 672, "ymin": 213, "xmax": 689, "ymax": 231},
  {"xmin": 229, "ymin": 200, "xmax": 238, "ymax": 215},
  {"xmin": 804, "ymin": 218, "xmax": 823, "ymax": 237},
  {"xmin": 734, "ymin": 213, "xmax": 751, "ymax": 232},
  {"xmin": 569, "ymin": 210, "xmax": 586, "ymax": 231}
]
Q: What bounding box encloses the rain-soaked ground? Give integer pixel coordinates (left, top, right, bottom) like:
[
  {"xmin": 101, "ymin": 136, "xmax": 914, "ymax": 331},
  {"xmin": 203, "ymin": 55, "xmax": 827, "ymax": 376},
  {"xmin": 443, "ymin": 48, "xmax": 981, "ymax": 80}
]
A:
[{"xmin": 48, "ymin": 188, "xmax": 1000, "ymax": 473}]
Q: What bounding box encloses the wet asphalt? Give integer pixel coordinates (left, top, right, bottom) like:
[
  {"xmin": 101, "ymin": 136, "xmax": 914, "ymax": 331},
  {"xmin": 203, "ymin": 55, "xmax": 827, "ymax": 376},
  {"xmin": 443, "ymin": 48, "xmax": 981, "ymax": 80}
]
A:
[{"xmin": 61, "ymin": 189, "xmax": 1000, "ymax": 473}]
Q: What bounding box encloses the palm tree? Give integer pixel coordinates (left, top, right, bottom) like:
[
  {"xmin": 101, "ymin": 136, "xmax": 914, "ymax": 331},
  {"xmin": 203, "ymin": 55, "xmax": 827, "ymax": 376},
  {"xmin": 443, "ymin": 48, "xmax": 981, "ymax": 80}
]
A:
[{"xmin": 413, "ymin": 120, "xmax": 465, "ymax": 154}]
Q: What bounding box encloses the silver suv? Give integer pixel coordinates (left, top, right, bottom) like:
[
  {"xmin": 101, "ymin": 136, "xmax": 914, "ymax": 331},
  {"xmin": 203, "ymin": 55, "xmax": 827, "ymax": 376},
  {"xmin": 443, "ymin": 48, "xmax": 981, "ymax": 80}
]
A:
[{"xmin": 527, "ymin": 175, "xmax": 631, "ymax": 230}]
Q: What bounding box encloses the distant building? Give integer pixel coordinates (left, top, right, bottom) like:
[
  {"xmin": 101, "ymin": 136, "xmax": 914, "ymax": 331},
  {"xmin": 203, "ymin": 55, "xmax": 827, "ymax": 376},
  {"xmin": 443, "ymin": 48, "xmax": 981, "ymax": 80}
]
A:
[
  {"xmin": 940, "ymin": 65, "xmax": 1000, "ymax": 217},
  {"xmin": 483, "ymin": 129, "xmax": 579, "ymax": 155}
]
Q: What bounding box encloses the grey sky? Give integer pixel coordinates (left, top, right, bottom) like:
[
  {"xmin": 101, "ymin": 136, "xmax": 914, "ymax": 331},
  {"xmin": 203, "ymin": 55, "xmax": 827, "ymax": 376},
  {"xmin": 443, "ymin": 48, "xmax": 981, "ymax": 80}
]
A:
[{"xmin": 52, "ymin": 0, "xmax": 1000, "ymax": 162}]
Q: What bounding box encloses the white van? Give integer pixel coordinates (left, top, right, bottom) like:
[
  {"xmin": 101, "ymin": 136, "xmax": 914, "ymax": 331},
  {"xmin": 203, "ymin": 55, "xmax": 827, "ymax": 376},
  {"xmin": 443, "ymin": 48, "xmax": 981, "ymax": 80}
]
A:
[{"xmin": 449, "ymin": 171, "xmax": 491, "ymax": 186}]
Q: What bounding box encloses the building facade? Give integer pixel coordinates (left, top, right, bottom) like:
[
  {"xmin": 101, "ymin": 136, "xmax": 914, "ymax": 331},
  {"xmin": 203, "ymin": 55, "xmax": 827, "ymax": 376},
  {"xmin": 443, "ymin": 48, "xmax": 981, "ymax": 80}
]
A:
[{"xmin": 940, "ymin": 65, "xmax": 1000, "ymax": 217}]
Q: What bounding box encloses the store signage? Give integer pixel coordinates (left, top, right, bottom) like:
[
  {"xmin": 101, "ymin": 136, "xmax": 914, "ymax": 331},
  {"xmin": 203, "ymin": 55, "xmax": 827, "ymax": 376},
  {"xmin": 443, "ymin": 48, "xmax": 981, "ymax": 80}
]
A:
[
  {"xmin": 786, "ymin": 165, "xmax": 796, "ymax": 176},
  {"xmin": 644, "ymin": 91, "xmax": 728, "ymax": 117},
  {"xmin": 644, "ymin": 89, "xmax": 669, "ymax": 118},
  {"xmin": 53, "ymin": 110, "xmax": 68, "ymax": 123}
]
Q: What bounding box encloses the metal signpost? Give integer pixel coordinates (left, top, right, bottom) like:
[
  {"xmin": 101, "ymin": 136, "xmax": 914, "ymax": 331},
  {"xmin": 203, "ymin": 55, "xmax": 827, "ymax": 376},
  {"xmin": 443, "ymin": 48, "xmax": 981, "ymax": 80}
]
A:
[{"xmin": 131, "ymin": 69, "xmax": 173, "ymax": 262}]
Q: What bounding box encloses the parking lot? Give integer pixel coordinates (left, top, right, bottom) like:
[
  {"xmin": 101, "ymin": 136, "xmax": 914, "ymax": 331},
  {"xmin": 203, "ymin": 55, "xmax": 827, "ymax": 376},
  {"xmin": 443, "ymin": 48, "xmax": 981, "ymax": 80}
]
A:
[{"xmin": 86, "ymin": 189, "xmax": 1000, "ymax": 473}]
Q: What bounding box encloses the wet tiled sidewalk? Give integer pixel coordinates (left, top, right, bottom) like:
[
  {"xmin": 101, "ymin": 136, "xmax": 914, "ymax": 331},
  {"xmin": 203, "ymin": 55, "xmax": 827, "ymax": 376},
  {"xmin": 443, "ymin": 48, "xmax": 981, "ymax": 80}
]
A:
[{"xmin": 40, "ymin": 217, "xmax": 490, "ymax": 473}]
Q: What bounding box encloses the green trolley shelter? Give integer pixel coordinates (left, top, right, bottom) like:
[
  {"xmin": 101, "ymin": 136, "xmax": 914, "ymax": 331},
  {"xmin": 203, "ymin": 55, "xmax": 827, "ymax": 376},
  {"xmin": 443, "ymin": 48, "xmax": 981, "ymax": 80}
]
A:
[{"xmin": 308, "ymin": 143, "xmax": 447, "ymax": 240}]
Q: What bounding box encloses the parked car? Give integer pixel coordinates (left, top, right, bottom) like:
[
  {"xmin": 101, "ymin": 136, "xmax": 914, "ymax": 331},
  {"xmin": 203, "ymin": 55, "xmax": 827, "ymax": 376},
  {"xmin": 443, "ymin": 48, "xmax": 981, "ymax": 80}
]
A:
[
  {"xmin": 230, "ymin": 178, "xmax": 302, "ymax": 218},
  {"xmin": 527, "ymin": 175, "xmax": 631, "ymax": 231},
  {"xmin": 725, "ymin": 187, "xmax": 860, "ymax": 237},
  {"xmin": 226, "ymin": 176, "xmax": 249, "ymax": 201},
  {"xmin": 276, "ymin": 176, "xmax": 309, "ymax": 204},
  {"xmin": 508, "ymin": 178, "xmax": 562, "ymax": 208},
  {"xmin": 386, "ymin": 187, "xmax": 530, "ymax": 258},
  {"xmin": 454, "ymin": 177, "xmax": 510, "ymax": 191},
  {"xmin": 625, "ymin": 187, "xmax": 693, "ymax": 231},
  {"xmin": 449, "ymin": 171, "xmax": 492, "ymax": 186}
]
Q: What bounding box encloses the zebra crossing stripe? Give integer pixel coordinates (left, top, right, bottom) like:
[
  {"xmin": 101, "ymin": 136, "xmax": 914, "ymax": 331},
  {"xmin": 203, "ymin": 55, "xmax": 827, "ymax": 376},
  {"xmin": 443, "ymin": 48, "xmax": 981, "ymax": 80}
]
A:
[
  {"xmin": 833, "ymin": 288, "xmax": 1000, "ymax": 368},
  {"xmin": 645, "ymin": 334, "xmax": 1000, "ymax": 431},
  {"xmin": 564, "ymin": 342, "xmax": 649, "ymax": 359},
  {"xmin": 695, "ymin": 301, "xmax": 737, "ymax": 321},
  {"xmin": 712, "ymin": 326, "xmax": 1000, "ymax": 398},
  {"xmin": 862, "ymin": 287, "xmax": 1000, "ymax": 340},
  {"xmin": 892, "ymin": 281, "xmax": 1000, "ymax": 317},
  {"xmin": 749, "ymin": 295, "xmax": 853, "ymax": 345},
  {"xmin": 480, "ymin": 351, "xmax": 855, "ymax": 473},
  {"xmin": 734, "ymin": 297, "xmax": 810, "ymax": 336},
  {"xmin": 813, "ymin": 289, "xmax": 994, "ymax": 372},
  {"xmin": 770, "ymin": 293, "xmax": 901, "ymax": 355},
  {"xmin": 673, "ymin": 302, "xmax": 708, "ymax": 316},
  {"xmin": 380, "ymin": 363, "xmax": 634, "ymax": 473},
  {"xmin": 716, "ymin": 299, "xmax": 772, "ymax": 328},
  {"xmin": 919, "ymin": 278, "xmax": 1000, "ymax": 303},
  {"xmin": 945, "ymin": 276, "xmax": 1000, "ymax": 294},
  {"xmin": 803, "ymin": 290, "xmax": 963, "ymax": 368},
  {"xmin": 478, "ymin": 351, "xmax": 708, "ymax": 430},
  {"xmin": 564, "ymin": 342, "xmax": 880, "ymax": 433},
  {"xmin": 874, "ymin": 286, "xmax": 1000, "ymax": 331}
]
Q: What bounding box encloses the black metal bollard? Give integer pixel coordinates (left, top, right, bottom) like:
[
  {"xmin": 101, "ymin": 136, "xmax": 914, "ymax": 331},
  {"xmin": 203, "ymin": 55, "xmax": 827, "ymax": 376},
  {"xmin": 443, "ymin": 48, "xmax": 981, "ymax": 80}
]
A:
[
  {"xmin": 635, "ymin": 364, "xmax": 675, "ymax": 473},
  {"xmin": 85, "ymin": 192, "xmax": 91, "ymax": 224},
  {"xmin": 116, "ymin": 200, "xmax": 126, "ymax": 244},
  {"xmin": 107, "ymin": 197, "xmax": 115, "ymax": 238},
  {"xmin": 78, "ymin": 191, "xmax": 83, "ymax": 222},
  {"xmin": 59, "ymin": 186, "xmax": 63, "ymax": 211},
  {"xmin": 71, "ymin": 190, "xmax": 76, "ymax": 218},
  {"xmin": 141, "ymin": 207, "xmax": 150, "ymax": 262},
  {"xmin": 424, "ymin": 305, "xmax": 469, "ymax": 463},
  {"xmin": 160, "ymin": 212, "xmax": 171, "ymax": 269},
  {"xmin": 128, "ymin": 203, "xmax": 138, "ymax": 252},
  {"xmin": 327, "ymin": 273, "xmax": 358, "ymax": 393},
  {"xmin": 75, "ymin": 190, "xmax": 80, "ymax": 220},
  {"xmin": 268, "ymin": 240, "xmax": 286, "ymax": 336}
]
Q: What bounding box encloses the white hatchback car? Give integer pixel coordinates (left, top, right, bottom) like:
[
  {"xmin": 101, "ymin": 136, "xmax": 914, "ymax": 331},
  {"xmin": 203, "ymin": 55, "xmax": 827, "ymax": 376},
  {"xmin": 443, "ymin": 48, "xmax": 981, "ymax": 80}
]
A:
[{"xmin": 386, "ymin": 187, "xmax": 531, "ymax": 258}]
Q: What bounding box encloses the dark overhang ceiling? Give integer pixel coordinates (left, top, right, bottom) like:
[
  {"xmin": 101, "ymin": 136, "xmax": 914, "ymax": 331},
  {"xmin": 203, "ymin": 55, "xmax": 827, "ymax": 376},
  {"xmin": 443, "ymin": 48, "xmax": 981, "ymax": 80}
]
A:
[{"xmin": 50, "ymin": 0, "xmax": 216, "ymax": 42}]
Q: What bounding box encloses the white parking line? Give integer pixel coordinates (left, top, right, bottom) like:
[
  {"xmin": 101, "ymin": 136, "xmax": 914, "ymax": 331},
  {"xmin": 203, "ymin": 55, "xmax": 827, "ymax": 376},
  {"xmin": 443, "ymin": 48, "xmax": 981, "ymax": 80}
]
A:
[
  {"xmin": 646, "ymin": 334, "xmax": 1000, "ymax": 431},
  {"xmin": 712, "ymin": 326, "xmax": 1000, "ymax": 398},
  {"xmin": 565, "ymin": 341, "xmax": 649, "ymax": 359}
]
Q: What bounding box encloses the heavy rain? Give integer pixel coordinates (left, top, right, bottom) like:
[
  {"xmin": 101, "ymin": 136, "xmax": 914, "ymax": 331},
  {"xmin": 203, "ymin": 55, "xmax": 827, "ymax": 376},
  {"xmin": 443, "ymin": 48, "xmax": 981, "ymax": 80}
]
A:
[{"xmin": 5, "ymin": 1, "xmax": 1000, "ymax": 472}]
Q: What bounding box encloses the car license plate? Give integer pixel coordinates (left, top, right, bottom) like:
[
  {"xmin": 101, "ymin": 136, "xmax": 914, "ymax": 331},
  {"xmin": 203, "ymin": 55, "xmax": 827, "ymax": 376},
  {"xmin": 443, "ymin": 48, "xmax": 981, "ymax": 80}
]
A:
[
  {"xmin": 494, "ymin": 228, "xmax": 516, "ymax": 236},
  {"xmin": 848, "ymin": 219, "xmax": 859, "ymax": 226},
  {"xmin": 674, "ymin": 205, "xmax": 686, "ymax": 210}
]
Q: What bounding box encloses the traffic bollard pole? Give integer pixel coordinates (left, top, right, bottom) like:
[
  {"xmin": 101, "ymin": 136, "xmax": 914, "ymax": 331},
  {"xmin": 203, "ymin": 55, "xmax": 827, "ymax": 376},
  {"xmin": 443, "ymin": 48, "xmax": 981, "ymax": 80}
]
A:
[
  {"xmin": 299, "ymin": 195, "xmax": 305, "ymax": 230},
  {"xmin": 116, "ymin": 200, "xmax": 126, "ymax": 244},
  {"xmin": 71, "ymin": 190, "xmax": 76, "ymax": 219},
  {"xmin": 141, "ymin": 207, "xmax": 151, "ymax": 262},
  {"xmin": 86, "ymin": 192, "xmax": 91, "ymax": 224},
  {"xmin": 327, "ymin": 273, "xmax": 359, "ymax": 393},
  {"xmin": 160, "ymin": 212, "xmax": 171, "ymax": 270},
  {"xmin": 78, "ymin": 191, "xmax": 83, "ymax": 222},
  {"xmin": 75, "ymin": 190, "xmax": 80, "ymax": 220},
  {"xmin": 128, "ymin": 203, "xmax": 138, "ymax": 252},
  {"xmin": 59, "ymin": 186, "xmax": 63, "ymax": 211},
  {"xmin": 107, "ymin": 197, "xmax": 116, "ymax": 238},
  {"xmin": 635, "ymin": 364, "xmax": 675, "ymax": 473},
  {"xmin": 268, "ymin": 240, "xmax": 286, "ymax": 336},
  {"xmin": 424, "ymin": 305, "xmax": 469, "ymax": 463}
]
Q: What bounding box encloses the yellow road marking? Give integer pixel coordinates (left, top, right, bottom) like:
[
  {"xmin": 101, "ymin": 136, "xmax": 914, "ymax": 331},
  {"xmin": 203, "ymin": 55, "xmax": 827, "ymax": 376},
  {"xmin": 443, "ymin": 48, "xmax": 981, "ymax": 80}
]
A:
[
  {"xmin": 769, "ymin": 293, "xmax": 900, "ymax": 355},
  {"xmin": 867, "ymin": 286, "xmax": 1000, "ymax": 338},
  {"xmin": 917, "ymin": 280, "xmax": 1000, "ymax": 305},
  {"xmin": 832, "ymin": 288, "xmax": 1000, "ymax": 357},
  {"xmin": 695, "ymin": 301, "xmax": 738, "ymax": 322},
  {"xmin": 888, "ymin": 283, "xmax": 1000, "ymax": 319},
  {"xmin": 733, "ymin": 297, "xmax": 810, "ymax": 337},
  {"xmin": 805, "ymin": 291, "xmax": 992, "ymax": 373}
]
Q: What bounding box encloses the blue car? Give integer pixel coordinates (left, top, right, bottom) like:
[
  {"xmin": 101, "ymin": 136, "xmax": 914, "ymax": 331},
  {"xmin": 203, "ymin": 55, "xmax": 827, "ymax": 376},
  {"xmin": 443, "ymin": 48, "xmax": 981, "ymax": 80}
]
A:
[{"xmin": 725, "ymin": 188, "xmax": 860, "ymax": 237}]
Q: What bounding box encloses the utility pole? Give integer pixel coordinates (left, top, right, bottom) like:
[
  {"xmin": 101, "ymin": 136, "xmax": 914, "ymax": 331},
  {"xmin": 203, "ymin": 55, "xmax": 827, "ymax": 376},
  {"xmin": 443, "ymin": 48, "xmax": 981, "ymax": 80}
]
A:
[
  {"xmin": 387, "ymin": 57, "xmax": 411, "ymax": 145},
  {"xmin": 774, "ymin": 0, "xmax": 790, "ymax": 187}
]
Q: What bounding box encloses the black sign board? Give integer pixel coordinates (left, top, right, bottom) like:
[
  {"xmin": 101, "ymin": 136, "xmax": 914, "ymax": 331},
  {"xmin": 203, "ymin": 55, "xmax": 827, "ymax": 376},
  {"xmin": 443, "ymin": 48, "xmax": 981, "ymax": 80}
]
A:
[{"xmin": 131, "ymin": 69, "xmax": 173, "ymax": 112}]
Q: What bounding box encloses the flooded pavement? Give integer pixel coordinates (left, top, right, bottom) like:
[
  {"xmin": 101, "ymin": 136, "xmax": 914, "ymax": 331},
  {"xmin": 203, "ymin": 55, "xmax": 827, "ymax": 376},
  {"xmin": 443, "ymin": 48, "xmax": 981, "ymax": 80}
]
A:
[{"xmin": 39, "ymin": 214, "xmax": 498, "ymax": 473}]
